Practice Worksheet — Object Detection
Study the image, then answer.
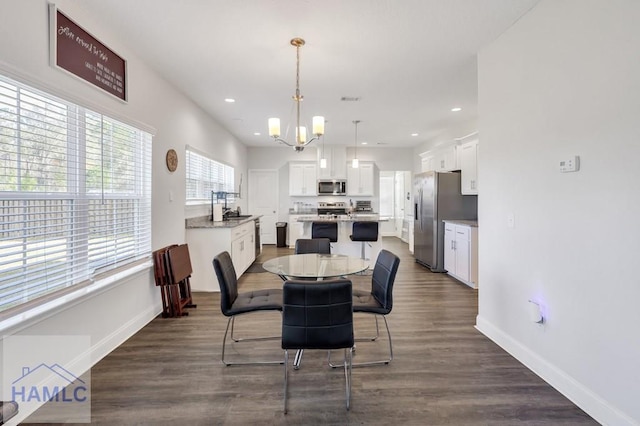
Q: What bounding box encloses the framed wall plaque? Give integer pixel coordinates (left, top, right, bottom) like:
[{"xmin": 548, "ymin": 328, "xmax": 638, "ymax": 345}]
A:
[{"xmin": 49, "ymin": 4, "xmax": 127, "ymax": 102}]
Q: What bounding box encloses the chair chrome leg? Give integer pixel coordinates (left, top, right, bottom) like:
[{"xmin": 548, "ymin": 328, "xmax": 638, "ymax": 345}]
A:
[
  {"xmin": 221, "ymin": 316, "xmax": 284, "ymax": 366},
  {"xmin": 344, "ymin": 347, "xmax": 352, "ymax": 410},
  {"xmin": 328, "ymin": 315, "xmax": 393, "ymax": 368},
  {"xmin": 355, "ymin": 315, "xmax": 381, "ymax": 342},
  {"xmin": 283, "ymin": 350, "xmax": 289, "ymax": 414},
  {"xmin": 230, "ymin": 315, "xmax": 281, "ymax": 343},
  {"xmin": 293, "ymin": 349, "xmax": 304, "ymax": 370}
]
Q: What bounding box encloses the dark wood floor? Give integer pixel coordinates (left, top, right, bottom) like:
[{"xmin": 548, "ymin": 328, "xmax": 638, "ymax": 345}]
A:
[{"xmin": 29, "ymin": 238, "xmax": 597, "ymax": 425}]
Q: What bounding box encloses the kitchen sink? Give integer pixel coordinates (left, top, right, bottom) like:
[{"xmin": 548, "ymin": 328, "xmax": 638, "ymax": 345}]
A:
[{"xmin": 224, "ymin": 215, "xmax": 253, "ymax": 220}]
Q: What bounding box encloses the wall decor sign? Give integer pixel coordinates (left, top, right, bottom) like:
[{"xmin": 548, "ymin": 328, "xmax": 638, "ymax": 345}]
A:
[{"xmin": 49, "ymin": 4, "xmax": 127, "ymax": 102}]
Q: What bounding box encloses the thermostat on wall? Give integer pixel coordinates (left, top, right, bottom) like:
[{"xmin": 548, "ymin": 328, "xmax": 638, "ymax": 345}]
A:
[{"xmin": 559, "ymin": 156, "xmax": 580, "ymax": 173}]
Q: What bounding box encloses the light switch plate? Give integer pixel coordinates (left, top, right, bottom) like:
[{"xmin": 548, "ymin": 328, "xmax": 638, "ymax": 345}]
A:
[{"xmin": 560, "ymin": 156, "xmax": 580, "ymax": 173}]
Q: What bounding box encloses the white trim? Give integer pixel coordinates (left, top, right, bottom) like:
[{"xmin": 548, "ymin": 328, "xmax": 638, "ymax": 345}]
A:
[
  {"xmin": 454, "ymin": 131, "xmax": 478, "ymax": 141},
  {"xmin": 475, "ymin": 315, "xmax": 637, "ymax": 426},
  {"xmin": 0, "ymin": 261, "xmax": 153, "ymax": 335}
]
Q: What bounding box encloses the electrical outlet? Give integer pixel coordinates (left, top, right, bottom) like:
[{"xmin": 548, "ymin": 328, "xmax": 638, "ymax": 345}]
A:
[{"xmin": 560, "ymin": 156, "xmax": 580, "ymax": 173}]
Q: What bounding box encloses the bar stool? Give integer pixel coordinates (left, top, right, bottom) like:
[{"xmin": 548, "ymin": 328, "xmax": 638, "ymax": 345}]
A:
[
  {"xmin": 349, "ymin": 221, "xmax": 379, "ymax": 260},
  {"xmin": 311, "ymin": 222, "xmax": 338, "ymax": 242}
]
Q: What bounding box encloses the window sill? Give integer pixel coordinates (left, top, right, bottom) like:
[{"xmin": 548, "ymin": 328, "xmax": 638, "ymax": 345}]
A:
[{"xmin": 0, "ymin": 260, "xmax": 153, "ymax": 335}]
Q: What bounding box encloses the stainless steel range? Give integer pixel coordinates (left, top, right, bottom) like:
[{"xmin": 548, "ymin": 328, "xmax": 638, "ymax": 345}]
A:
[{"xmin": 317, "ymin": 201, "xmax": 347, "ymax": 216}]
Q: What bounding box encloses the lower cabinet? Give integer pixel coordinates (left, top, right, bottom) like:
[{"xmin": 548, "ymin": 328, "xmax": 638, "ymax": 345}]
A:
[
  {"xmin": 444, "ymin": 221, "xmax": 478, "ymax": 288},
  {"xmin": 288, "ymin": 215, "xmax": 306, "ymax": 248},
  {"xmin": 230, "ymin": 221, "xmax": 256, "ymax": 276},
  {"xmin": 186, "ymin": 220, "xmax": 257, "ymax": 292}
]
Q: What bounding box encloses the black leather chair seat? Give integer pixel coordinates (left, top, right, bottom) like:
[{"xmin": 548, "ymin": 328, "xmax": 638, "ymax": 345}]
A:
[
  {"xmin": 352, "ymin": 289, "xmax": 387, "ymax": 314},
  {"xmin": 229, "ymin": 289, "xmax": 283, "ymax": 315}
]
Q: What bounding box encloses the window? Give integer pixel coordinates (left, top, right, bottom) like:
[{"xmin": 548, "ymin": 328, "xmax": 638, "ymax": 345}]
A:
[
  {"xmin": 185, "ymin": 148, "xmax": 234, "ymax": 203},
  {"xmin": 0, "ymin": 74, "xmax": 152, "ymax": 314}
]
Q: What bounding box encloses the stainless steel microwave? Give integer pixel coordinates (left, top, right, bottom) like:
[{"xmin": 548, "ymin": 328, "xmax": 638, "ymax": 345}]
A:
[{"xmin": 317, "ymin": 179, "xmax": 347, "ymax": 195}]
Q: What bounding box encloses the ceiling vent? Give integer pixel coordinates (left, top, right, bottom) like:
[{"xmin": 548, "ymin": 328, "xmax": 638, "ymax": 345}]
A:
[{"xmin": 340, "ymin": 96, "xmax": 361, "ymax": 102}]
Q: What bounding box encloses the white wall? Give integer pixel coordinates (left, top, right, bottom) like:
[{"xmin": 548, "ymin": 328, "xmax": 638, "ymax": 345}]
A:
[
  {"xmin": 0, "ymin": 1, "xmax": 246, "ymax": 421},
  {"xmin": 476, "ymin": 1, "xmax": 640, "ymax": 424}
]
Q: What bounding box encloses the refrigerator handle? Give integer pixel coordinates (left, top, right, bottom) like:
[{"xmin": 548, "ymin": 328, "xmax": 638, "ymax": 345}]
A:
[{"xmin": 419, "ymin": 189, "xmax": 423, "ymax": 231}]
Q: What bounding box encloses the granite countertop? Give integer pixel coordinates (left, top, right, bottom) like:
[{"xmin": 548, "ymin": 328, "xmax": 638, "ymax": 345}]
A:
[
  {"xmin": 297, "ymin": 215, "xmax": 387, "ymax": 223},
  {"xmin": 443, "ymin": 219, "xmax": 478, "ymax": 227},
  {"xmin": 185, "ymin": 215, "xmax": 261, "ymax": 229}
]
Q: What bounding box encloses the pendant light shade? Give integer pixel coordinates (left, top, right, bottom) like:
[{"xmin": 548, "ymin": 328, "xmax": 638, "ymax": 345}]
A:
[
  {"xmin": 352, "ymin": 120, "xmax": 360, "ymax": 168},
  {"xmin": 320, "ymin": 135, "xmax": 327, "ymax": 168}
]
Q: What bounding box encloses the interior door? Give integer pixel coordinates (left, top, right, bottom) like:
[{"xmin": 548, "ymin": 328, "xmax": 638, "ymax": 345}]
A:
[{"xmin": 248, "ymin": 169, "xmax": 278, "ymax": 245}]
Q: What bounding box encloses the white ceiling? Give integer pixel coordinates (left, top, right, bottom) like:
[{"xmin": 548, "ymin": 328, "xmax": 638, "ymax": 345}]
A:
[{"xmin": 79, "ymin": 0, "xmax": 540, "ymax": 148}]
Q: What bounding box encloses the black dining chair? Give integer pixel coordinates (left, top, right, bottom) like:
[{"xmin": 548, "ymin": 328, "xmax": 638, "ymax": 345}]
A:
[
  {"xmin": 329, "ymin": 249, "xmax": 400, "ymax": 367},
  {"xmin": 281, "ymin": 279, "xmax": 354, "ymax": 414},
  {"xmin": 213, "ymin": 251, "xmax": 283, "ymax": 366},
  {"xmin": 294, "ymin": 237, "xmax": 331, "ymax": 255}
]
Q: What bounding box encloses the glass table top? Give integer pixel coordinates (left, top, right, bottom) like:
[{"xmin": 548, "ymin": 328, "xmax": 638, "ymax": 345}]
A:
[{"xmin": 262, "ymin": 254, "xmax": 369, "ymax": 279}]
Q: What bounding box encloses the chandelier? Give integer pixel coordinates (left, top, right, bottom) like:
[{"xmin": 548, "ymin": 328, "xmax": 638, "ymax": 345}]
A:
[{"xmin": 268, "ymin": 38, "xmax": 324, "ymax": 152}]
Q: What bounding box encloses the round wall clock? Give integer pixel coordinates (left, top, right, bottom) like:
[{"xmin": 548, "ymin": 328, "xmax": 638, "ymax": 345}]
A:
[{"xmin": 165, "ymin": 149, "xmax": 178, "ymax": 172}]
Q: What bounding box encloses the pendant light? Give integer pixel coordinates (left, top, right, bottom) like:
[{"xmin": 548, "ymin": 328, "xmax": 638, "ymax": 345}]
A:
[
  {"xmin": 267, "ymin": 38, "xmax": 324, "ymax": 152},
  {"xmin": 351, "ymin": 120, "xmax": 360, "ymax": 168},
  {"xmin": 320, "ymin": 133, "xmax": 327, "ymax": 168}
]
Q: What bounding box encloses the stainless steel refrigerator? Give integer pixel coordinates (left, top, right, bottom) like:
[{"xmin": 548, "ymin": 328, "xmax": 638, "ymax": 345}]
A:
[{"xmin": 414, "ymin": 171, "xmax": 477, "ymax": 272}]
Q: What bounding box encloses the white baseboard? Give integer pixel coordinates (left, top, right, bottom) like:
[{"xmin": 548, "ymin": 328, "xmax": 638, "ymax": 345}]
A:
[{"xmin": 475, "ymin": 315, "xmax": 637, "ymax": 426}]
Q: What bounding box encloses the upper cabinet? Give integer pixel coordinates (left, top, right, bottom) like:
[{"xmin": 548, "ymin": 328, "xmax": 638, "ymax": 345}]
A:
[
  {"xmin": 289, "ymin": 162, "xmax": 317, "ymax": 196},
  {"xmin": 420, "ymin": 142, "xmax": 459, "ymax": 172},
  {"xmin": 347, "ymin": 161, "xmax": 375, "ymax": 196},
  {"xmin": 419, "ymin": 134, "xmax": 479, "ymax": 195},
  {"xmin": 317, "ymin": 146, "xmax": 347, "ymax": 179},
  {"xmin": 459, "ymin": 139, "xmax": 478, "ymax": 195}
]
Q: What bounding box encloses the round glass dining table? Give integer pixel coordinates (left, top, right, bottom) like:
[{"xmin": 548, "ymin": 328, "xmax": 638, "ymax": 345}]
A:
[{"xmin": 262, "ymin": 253, "xmax": 369, "ymax": 280}]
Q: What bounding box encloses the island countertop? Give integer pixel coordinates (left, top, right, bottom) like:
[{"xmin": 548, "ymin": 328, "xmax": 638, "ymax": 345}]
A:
[
  {"xmin": 296, "ymin": 215, "xmax": 387, "ymax": 222},
  {"xmin": 185, "ymin": 215, "xmax": 261, "ymax": 229}
]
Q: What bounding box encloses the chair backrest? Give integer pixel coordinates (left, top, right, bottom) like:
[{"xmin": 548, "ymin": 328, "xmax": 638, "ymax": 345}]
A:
[
  {"xmin": 350, "ymin": 221, "xmax": 379, "ymax": 242},
  {"xmin": 371, "ymin": 250, "xmax": 401, "ymax": 313},
  {"xmin": 282, "ymin": 279, "xmax": 354, "ymax": 350},
  {"xmin": 311, "ymin": 222, "xmax": 338, "ymax": 242},
  {"xmin": 212, "ymin": 251, "xmax": 238, "ymax": 316},
  {"xmin": 294, "ymin": 238, "xmax": 331, "ymax": 255}
]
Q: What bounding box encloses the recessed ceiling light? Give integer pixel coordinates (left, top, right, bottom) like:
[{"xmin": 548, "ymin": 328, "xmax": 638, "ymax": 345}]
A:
[
  {"xmin": 253, "ymin": 132, "xmax": 261, "ymax": 136},
  {"xmin": 411, "ymin": 133, "xmax": 419, "ymax": 137},
  {"xmin": 224, "ymin": 98, "xmax": 236, "ymax": 103},
  {"xmin": 451, "ymin": 107, "xmax": 462, "ymax": 112}
]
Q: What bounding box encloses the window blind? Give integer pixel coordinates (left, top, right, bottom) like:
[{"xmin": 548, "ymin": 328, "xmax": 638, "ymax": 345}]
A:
[
  {"xmin": 185, "ymin": 148, "xmax": 234, "ymax": 202},
  {"xmin": 0, "ymin": 74, "xmax": 152, "ymax": 314}
]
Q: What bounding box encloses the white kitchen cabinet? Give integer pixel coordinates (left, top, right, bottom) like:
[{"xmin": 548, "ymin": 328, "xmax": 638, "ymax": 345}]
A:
[
  {"xmin": 230, "ymin": 221, "xmax": 255, "ymax": 276},
  {"xmin": 288, "ymin": 214, "xmax": 306, "ymax": 248},
  {"xmin": 443, "ymin": 221, "xmax": 478, "ymax": 288},
  {"xmin": 186, "ymin": 219, "xmax": 257, "ymax": 291},
  {"xmin": 317, "ymin": 146, "xmax": 347, "ymax": 179},
  {"xmin": 460, "ymin": 139, "xmax": 478, "ymax": 195},
  {"xmin": 347, "ymin": 161, "xmax": 375, "ymax": 196},
  {"xmin": 420, "ymin": 143, "xmax": 459, "ymax": 172},
  {"xmin": 289, "ymin": 162, "xmax": 317, "ymax": 196}
]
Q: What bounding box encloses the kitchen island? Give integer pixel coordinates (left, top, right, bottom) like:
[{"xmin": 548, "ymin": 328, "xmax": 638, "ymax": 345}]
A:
[
  {"xmin": 186, "ymin": 215, "xmax": 261, "ymax": 291},
  {"xmin": 295, "ymin": 215, "xmax": 387, "ymax": 268}
]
